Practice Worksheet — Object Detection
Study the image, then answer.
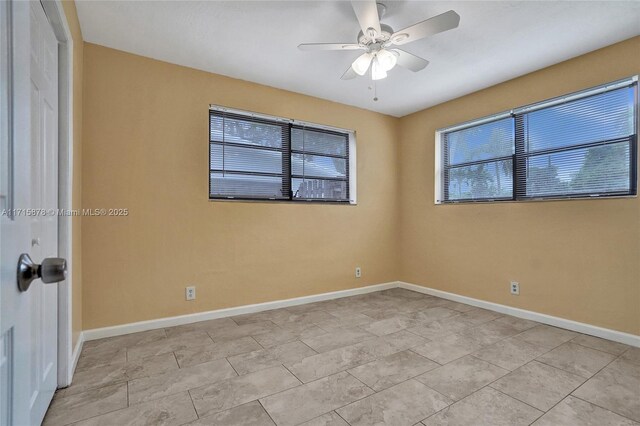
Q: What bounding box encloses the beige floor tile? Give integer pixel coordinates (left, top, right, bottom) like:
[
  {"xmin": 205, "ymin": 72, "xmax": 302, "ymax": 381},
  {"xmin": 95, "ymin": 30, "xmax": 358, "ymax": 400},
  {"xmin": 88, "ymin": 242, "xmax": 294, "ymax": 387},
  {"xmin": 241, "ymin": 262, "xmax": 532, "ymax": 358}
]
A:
[
  {"xmin": 128, "ymin": 358, "xmax": 237, "ymax": 404},
  {"xmin": 45, "ymin": 291, "xmax": 639, "ymax": 426},
  {"xmin": 380, "ymin": 329, "xmax": 429, "ymax": 350},
  {"xmin": 43, "ymin": 383, "xmax": 127, "ymax": 426},
  {"xmin": 175, "ymin": 336, "xmax": 263, "ymax": 368},
  {"xmin": 164, "ymin": 318, "xmax": 238, "ymax": 338},
  {"xmin": 336, "ymin": 379, "xmax": 451, "ymax": 426},
  {"xmin": 75, "ymin": 347, "xmax": 127, "ymax": 372},
  {"xmin": 59, "ymin": 353, "xmax": 178, "ymax": 397},
  {"xmin": 437, "ymin": 300, "xmax": 477, "ymax": 313},
  {"xmin": 458, "ymin": 321, "xmax": 521, "ymax": 346},
  {"xmin": 359, "ymin": 307, "xmax": 410, "ymax": 320},
  {"xmin": 348, "ymin": 350, "xmax": 439, "ymax": 391},
  {"xmin": 532, "ymin": 396, "xmax": 639, "ymax": 426},
  {"xmin": 72, "ymin": 392, "xmax": 197, "ymax": 426},
  {"xmin": 537, "ymin": 342, "xmax": 616, "ymax": 378},
  {"xmin": 325, "ymin": 311, "xmax": 376, "ymax": 323},
  {"xmin": 415, "ymin": 355, "xmax": 508, "ymax": 401},
  {"xmin": 228, "ymin": 340, "xmax": 317, "ymax": 375},
  {"xmin": 285, "ymin": 338, "xmax": 386, "ymax": 383},
  {"xmin": 361, "ymin": 316, "xmax": 424, "ymax": 336},
  {"xmin": 411, "ymin": 333, "xmax": 484, "ymax": 364},
  {"xmin": 82, "ymin": 329, "xmax": 167, "ymax": 353},
  {"xmin": 127, "ymin": 331, "xmax": 214, "ymax": 360},
  {"xmin": 252, "ymin": 324, "xmax": 327, "ymax": 348},
  {"xmin": 286, "ymin": 332, "xmax": 425, "ymax": 383},
  {"xmin": 514, "ymin": 325, "xmax": 577, "ymax": 349},
  {"xmin": 472, "ymin": 337, "xmax": 549, "ymax": 371},
  {"xmin": 260, "ymin": 371, "xmax": 374, "ymax": 426},
  {"xmin": 275, "ymin": 321, "xmax": 328, "ymax": 334},
  {"xmin": 419, "ymin": 297, "xmax": 453, "ymax": 309},
  {"xmin": 492, "ymin": 316, "xmax": 538, "ymax": 332},
  {"xmin": 571, "ymin": 335, "xmax": 630, "ymax": 356},
  {"xmin": 573, "ymin": 358, "xmax": 640, "ymax": 422},
  {"xmin": 491, "ymin": 360, "xmax": 585, "ymax": 411},
  {"xmin": 387, "ymin": 299, "xmax": 439, "ymax": 315},
  {"xmin": 404, "ymin": 307, "xmax": 460, "ymax": 323},
  {"xmin": 314, "ymin": 315, "xmax": 375, "ymax": 332},
  {"xmin": 456, "ymin": 308, "xmax": 503, "ymax": 327},
  {"xmin": 301, "ymin": 327, "xmax": 374, "ymax": 352},
  {"xmin": 190, "ymin": 366, "xmax": 301, "ymax": 418},
  {"xmin": 407, "ymin": 316, "xmax": 473, "ymax": 340},
  {"xmin": 421, "ymin": 387, "xmax": 542, "ymax": 426},
  {"xmin": 299, "ymin": 411, "xmax": 349, "ymax": 426},
  {"xmin": 270, "ymin": 310, "xmax": 336, "ymax": 326},
  {"xmin": 183, "ymin": 401, "xmax": 275, "ymax": 426},
  {"xmin": 620, "ymin": 347, "xmax": 640, "ymax": 365},
  {"xmin": 208, "ymin": 321, "xmax": 279, "ymax": 342},
  {"xmin": 284, "ymin": 303, "xmax": 332, "ymax": 314},
  {"xmin": 231, "ymin": 309, "xmax": 296, "ymax": 326}
]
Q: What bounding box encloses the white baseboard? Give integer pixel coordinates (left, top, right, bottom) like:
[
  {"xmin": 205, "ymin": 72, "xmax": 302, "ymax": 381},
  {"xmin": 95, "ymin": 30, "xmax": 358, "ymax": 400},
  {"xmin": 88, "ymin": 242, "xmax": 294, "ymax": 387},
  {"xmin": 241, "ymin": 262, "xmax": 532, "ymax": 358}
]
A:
[
  {"xmin": 83, "ymin": 282, "xmax": 398, "ymax": 341},
  {"xmin": 398, "ymin": 281, "xmax": 640, "ymax": 348},
  {"xmin": 82, "ymin": 280, "xmax": 639, "ymax": 348},
  {"xmin": 60, "ymin": 332, "xmax": 84, "ymax": 388},
  {"xmin": 71, "ymin": 332, "xmax": 84, "ymax": 370}
]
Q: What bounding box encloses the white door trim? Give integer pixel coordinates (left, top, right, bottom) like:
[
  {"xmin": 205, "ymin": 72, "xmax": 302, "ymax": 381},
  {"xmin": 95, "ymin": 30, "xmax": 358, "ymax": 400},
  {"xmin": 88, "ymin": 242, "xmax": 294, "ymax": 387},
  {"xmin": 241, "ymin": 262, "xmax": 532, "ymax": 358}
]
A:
[{"xmin": 39, "ymin": 0, "xmax": 74, "ymax": 388}]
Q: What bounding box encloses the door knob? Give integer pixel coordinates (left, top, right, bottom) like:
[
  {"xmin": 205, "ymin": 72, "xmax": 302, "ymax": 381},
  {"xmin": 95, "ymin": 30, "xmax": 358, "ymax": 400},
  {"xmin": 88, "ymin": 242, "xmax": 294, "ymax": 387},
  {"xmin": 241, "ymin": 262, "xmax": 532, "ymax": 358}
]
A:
[{"xmin": 17, "ymin": 253, "xmax": 67, "ymax": 292}]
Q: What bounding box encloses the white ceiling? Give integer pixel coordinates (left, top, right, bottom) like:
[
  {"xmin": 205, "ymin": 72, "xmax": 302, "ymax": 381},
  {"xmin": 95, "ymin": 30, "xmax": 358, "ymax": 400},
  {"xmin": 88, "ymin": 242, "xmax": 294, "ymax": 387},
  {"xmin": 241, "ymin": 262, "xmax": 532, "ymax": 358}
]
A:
[{"xmin": 75, "ymin": 1, "xmax": 640, "ymax": 117}]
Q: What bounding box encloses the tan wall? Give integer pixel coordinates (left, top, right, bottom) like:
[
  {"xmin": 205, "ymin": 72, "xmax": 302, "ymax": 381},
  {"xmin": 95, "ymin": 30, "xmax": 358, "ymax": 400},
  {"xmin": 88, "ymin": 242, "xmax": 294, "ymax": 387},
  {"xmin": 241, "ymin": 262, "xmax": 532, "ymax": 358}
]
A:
[
  {"xmin": 398, "ymin": 37, "xmax": 640, "ymax": 335},
  {"xmin": 81, "ymin": 36, "xmax": 639, "ymax": 335},
  {"xmin": 61, "ymin": 0, "xmax": 83, "ymax": 346},
  {"xmin": 81, "ymin": 43, "xmax": 401, "ymax": 329}
]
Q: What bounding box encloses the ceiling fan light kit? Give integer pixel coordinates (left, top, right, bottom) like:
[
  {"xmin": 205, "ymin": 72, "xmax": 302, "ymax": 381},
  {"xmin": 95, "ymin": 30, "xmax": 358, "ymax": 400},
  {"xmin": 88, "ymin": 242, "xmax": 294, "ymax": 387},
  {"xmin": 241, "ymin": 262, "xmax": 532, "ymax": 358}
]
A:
[
  {"xmin": 371, "ymin": 57, "xmax": 387, "ymax": 80},
  {"xmin": 298, "ymin": 0, "xmax": 460, "ymax": 100},
  {"xmin": 352, "ymin": 52, "xmax": 374, "ymax": 75},
  {"xmin": 376, "ymin": 49, "xmax": 398, "ymax": 71}
]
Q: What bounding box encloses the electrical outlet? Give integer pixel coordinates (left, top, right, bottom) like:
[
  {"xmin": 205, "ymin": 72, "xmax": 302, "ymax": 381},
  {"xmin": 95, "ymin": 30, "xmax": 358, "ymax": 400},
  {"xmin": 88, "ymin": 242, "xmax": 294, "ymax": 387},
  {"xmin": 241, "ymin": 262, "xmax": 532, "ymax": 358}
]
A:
[
  {"xmin": 510, "ymin": 281, "xmax": 520, "ymax": 295},
  {"xmin": 355, "ymin": 267, "xmax": 362, "ymax": 278},
  {"xmin": 186, "ymin": 286, "xmax": 196, "ymax": 301}
]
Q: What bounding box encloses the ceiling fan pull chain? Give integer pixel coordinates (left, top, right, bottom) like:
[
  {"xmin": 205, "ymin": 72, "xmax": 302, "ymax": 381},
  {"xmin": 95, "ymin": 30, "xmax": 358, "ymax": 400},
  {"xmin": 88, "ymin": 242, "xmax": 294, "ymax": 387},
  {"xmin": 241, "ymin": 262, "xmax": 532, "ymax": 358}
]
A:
[{"xmin": 373, "ymin": 76, "xmax": 378, "ymax": 102}]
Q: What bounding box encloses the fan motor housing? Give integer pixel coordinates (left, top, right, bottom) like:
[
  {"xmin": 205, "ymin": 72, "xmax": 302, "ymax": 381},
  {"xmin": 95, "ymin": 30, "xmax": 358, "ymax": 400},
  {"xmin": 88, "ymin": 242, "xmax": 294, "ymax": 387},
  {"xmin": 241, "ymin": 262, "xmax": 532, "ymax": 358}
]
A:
[{"xmin": 357, "ymin": 23, "xmax": 394, "ymax": 46}]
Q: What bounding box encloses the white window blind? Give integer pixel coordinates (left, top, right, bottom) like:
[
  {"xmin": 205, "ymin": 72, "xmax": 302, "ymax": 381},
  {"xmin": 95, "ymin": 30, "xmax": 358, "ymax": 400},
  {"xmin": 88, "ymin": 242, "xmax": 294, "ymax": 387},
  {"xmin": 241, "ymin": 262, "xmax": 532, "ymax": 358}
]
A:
[
  {"xmin": 437, "ymin": 77, "xmax": 637, "ymax": 203},
  {"xmin": 291, "ymin": 126, "xmax": 349, "ymax": 201},
  {"xmin": 209, "ymin": 107, "xmax": 354, "ymax": 203}
]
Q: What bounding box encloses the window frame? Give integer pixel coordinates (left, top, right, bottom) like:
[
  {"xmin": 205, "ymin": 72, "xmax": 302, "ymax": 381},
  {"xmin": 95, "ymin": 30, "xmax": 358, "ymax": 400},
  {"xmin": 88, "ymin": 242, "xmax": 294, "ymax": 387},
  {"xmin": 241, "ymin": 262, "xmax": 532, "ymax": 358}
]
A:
[
  {"xmin": 435, "ymin": 76, "xmax": 639, "ymax": 204},
  {"xmin": 209, "ymin": 106, "xmax": 357, "ymax": 204}
]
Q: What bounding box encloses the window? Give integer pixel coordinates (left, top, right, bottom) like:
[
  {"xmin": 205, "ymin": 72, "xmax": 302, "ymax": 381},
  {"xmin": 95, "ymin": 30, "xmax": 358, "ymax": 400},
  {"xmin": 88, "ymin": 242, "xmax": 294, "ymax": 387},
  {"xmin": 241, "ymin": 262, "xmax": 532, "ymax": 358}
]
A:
[
  {"xmin": 291, "ymin": 126, "xmax": 349, "ymax": 201},
  {"xmin": 209, "ymin": 107, "xmax": 354, "ymax": 203},
  {"xmin": 437, "ymin": 77, "xmax": 638, "ymax": 203}
]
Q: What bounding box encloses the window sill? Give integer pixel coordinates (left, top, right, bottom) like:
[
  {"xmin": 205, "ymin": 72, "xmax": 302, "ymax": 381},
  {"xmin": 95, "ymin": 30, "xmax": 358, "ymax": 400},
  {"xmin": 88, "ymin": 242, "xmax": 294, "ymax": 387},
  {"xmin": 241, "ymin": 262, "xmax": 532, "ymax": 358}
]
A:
[
  {"xmin": 209, "ymin": 198, "xmax": 357, "ymax": 205},
  {"xmin": 435, "ymin": 193, "xmax": 637, "ymax": 205}
]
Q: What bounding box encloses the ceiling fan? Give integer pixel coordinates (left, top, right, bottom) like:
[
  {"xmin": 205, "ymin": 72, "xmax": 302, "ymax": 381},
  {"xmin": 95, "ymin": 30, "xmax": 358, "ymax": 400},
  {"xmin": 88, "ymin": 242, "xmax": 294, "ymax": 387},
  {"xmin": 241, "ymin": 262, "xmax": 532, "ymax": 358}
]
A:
[{"xmin": 298, "ymin": 1, "xmax": 460, "ymax": 81}]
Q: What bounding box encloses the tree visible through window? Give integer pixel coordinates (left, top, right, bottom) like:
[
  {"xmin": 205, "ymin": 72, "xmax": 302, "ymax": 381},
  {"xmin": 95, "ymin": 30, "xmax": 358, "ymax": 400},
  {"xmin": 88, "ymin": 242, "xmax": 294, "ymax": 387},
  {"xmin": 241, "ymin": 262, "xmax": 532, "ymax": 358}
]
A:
[{"xmin": 439, "ymin": 79, "xmax": 637, "ymax": 203}]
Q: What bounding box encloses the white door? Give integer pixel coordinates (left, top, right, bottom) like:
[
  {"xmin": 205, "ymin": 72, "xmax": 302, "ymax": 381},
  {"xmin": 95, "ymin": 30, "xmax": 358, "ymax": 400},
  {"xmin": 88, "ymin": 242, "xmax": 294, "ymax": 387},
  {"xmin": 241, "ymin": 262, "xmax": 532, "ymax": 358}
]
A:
[{"xmin": 1, "ymin": 1, "xmax": 61, "ymax": 425}]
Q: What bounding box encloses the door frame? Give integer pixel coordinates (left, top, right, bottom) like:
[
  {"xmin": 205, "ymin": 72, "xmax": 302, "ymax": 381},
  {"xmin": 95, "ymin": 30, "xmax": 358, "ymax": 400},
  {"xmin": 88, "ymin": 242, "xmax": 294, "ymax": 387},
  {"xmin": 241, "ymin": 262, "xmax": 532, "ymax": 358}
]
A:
[{"xmin": 38, "ymin": 0, "xmax": 76, "ymax": 388}]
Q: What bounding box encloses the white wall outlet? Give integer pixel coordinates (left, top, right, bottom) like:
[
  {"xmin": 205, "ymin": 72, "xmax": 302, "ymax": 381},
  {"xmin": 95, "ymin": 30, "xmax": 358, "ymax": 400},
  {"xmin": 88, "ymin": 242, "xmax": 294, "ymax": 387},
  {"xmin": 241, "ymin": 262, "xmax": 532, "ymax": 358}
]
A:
[
  {"xmin": 355, "ymin": 267, "xmax": 362, "ymax": 278},
  {"xmin": 510, "ymin": 281, "xmax": 520, "ymax": 295},
  {"xmin": 186, "ymin": 286, "xmax": 196, "ymax": 301}
]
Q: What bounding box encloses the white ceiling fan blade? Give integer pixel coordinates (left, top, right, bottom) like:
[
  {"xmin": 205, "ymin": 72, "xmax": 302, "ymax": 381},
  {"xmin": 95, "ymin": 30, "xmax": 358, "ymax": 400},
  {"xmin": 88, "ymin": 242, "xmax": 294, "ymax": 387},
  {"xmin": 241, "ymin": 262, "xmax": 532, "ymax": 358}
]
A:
[
  {"xmin": 393, "ymin": 49, "xmax": 429, "ymax": 72},
  {"xmin": 390, "ymin": 10, "xmax": 460, "ymax": 46},
  {"xmin": 341, "ymin": 66, "xmax": 359, "ymax": 80},
  {"xmin": 351, "ymin": 0, "xmax": 381, "ymax": 39},
  {"xmin": 298, "ymin": 43, "xmax": 363, "ymax": 51}
]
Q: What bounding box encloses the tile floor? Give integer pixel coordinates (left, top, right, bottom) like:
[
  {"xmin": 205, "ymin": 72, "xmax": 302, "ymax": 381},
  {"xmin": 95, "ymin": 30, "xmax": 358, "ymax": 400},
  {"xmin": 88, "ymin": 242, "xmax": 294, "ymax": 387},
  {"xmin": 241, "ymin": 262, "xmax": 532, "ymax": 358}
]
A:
[{"xmin": 44, "ymin": 288, "xmax": 640, "ymax": 426}]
